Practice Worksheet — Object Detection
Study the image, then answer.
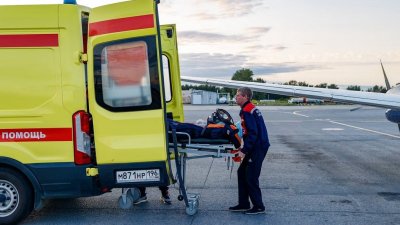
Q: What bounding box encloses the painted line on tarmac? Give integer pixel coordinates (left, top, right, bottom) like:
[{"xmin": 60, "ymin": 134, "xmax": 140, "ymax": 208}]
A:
[
  {"xmin": 329, "ymin": 120, "xmax": 400, "ymax": 139},
  {"xmin": 268, "ymin": 120, "xmax": 303, "ymax": 123},
  {"xmin": 322, "ymin": 128, "xmax": 344, "ymax": 131},
  {"xmin": 292, "ymin": 111, "xmax": 310, "ymax": 117}
]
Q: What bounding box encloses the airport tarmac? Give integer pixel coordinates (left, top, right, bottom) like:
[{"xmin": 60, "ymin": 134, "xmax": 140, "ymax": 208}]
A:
[{"xmin": 21, "ymin": 105, "xmax": 400, "ymax": 225}]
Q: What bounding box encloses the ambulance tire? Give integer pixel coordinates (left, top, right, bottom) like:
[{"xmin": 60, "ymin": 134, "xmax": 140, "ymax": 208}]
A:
[{"xmin": 0, "ymin": 168, "xmax": 33, "ymax": 225}]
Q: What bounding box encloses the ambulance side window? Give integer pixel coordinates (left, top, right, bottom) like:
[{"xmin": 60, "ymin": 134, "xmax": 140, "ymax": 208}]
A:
[
  {"xmin": 162, "ymin": 55, "xmax": 172, "ymax": 102},
  {"xmin": 93, "ymin": 36, "xmax": 161, "ymax": 112},
  {"xmin": 81, "ymin": 12, "xmax": 89, "ymax": 53}
]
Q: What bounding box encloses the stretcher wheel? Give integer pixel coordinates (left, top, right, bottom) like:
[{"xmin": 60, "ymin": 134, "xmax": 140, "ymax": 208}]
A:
[
  {"xmin": 118, "ymin": 189, "xmax": 133, "ymax": 209},
  {"xmin": 129, "ymin": 187, "xmax": 140, "ymax": 202},
  {"xmin": 177, "ymin": 195, "xmax": 184, "ymax": 201},
  {"xmin": 185, "ymin": 199, "xmax": 199, "ymax": 216}
]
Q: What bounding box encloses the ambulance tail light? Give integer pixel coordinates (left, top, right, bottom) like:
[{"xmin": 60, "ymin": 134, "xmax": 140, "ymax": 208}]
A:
[{"xmin": 73, "ymin": 111, "xmax": 92, "ymax": 165}]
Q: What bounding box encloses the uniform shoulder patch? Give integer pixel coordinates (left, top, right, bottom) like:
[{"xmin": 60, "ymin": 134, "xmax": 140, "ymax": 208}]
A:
[{"xmin": 243, "ymin": 103, "xmax": 255, "ymax": 113}]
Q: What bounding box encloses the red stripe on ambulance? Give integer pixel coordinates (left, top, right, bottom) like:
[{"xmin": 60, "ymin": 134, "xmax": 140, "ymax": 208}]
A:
[
  {"xmin": 0, "ymin": 34, "xmax": 59, "ymax": 47},
  {"xmin": 89, "ymin": 14, "xmax": 154, "ymax": 36},
  {"xmin": 0, "ymin": 128, "xmax": 72, "ymax": 142}
]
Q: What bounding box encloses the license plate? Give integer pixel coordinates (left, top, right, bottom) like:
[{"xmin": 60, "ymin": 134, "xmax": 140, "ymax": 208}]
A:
[{"xmin": 116, "ymin": 169, "xmax": 160, "ymax": 183}]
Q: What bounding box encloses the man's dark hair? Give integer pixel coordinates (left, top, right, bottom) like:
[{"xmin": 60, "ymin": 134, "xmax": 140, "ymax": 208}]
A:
[{"xmin": 237, "ymin": 87, "xmax": 253, "ymax": 100}]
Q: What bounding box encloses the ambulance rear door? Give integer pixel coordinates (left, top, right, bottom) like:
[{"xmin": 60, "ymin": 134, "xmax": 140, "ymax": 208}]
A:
[
  {"xmin": 161, "ymin": 24, "xmax": 184, "ymax": 122},
  {"xmin": 87, "ymin": 0, "xmax": 169, "ymax": 188}
]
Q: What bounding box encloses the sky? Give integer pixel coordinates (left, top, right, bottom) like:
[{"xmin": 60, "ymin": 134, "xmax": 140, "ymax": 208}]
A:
[{"xmin": 3, "ymin": 0, "xmax": 400, "ymax": 86}]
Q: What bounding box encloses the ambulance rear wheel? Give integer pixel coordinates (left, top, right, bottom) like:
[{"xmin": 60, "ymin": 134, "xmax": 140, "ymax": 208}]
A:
[{"xmin": 0, "ymin": 168, "xmax": 33, "ymax": 225}]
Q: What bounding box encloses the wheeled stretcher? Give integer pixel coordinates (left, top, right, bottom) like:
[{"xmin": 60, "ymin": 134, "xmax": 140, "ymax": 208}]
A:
[
  {"xmin": 118, "ymin": 109, "xmax": 240, "ymax": 215},
  {"xmin": 117, "ymin": 129, "xmax": 239, "ymax": 215},
  {"xmin": 168, "ymin": 128, "xmax": 238, "ymax": 215}
]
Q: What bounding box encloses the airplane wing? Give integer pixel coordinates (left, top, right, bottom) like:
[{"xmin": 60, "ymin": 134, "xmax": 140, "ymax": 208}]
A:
[{"xmin": 181, "ymin": 76, "xmax": 400, "ymax": 110}]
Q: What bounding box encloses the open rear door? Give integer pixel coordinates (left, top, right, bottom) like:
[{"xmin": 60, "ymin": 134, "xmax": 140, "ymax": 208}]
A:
[
  {"xmin": 161, "ymin": 24, "xmax": 184, "ymax": 122},
  {"xmin": 87, "ymin": 0, "xmax": 169, "ymax": 188}
]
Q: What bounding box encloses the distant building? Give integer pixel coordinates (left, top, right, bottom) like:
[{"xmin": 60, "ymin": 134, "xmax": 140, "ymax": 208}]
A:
[
  {"xmin": 288, "ymin": 97, "xmax": 324, "ymax": 104},
  {"xmin": 191, "ymin": 90, "xmax": 218, "ymax": 105},
  {"xmin": 217, "ymin": 93, "xmax": 230, "ymax": 104},
  {"xmin": 182, "ymin": 90, "xmax": 192, "ymax": 104}
]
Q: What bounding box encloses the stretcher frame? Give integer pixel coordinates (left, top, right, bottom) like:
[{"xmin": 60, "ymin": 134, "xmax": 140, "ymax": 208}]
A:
[
  {"xmin": 168, "ymin": 128, "xmax": 237, "ymax": 215},
  {"xmin": 117, "ymin": 127, "xmax": 238, "ymax": 215}
]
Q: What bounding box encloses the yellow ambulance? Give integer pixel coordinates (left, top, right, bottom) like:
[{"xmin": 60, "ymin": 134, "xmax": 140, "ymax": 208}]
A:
[{"xmin": 0, "ymin": 0, "xmax": 183, "ymax": 224}]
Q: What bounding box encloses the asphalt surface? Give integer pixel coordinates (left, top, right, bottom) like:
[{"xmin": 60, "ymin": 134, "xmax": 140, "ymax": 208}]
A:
[{"xmin": 21, "ymin": 105, "xmax": 400, "ymax": 225}]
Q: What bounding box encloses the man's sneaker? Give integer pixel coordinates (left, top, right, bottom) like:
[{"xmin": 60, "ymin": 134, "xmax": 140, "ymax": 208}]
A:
[
  {"xmin": 133, "ymin": 195, "xmax": 148, "ymax": 205},
  {"xmin": 244, "ymin": 207, "xmax": 266, "ymax": 215},
  {"xmin": 160, "ymin": 194, "xmax": 172, "ymax": 205},
  {"xmin": 229, "ymin": 205, "xmax": 251, "ymax": 212}
]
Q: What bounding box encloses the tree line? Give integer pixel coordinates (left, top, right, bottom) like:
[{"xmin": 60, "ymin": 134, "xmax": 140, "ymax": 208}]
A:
[{"xmin": 182, "ymin": 68, "xmax": 388, "ymax": 100}]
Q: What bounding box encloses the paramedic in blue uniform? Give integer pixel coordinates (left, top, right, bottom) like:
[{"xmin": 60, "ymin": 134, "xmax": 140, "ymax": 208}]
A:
[{"xmin": 229, "ymin": 87, "xmax": 270, "ymax": 214}]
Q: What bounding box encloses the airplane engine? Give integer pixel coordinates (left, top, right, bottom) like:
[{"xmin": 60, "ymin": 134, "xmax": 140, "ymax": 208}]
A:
[{"xmin": 385, "ymin": 109, "xmax": 400, "ymax": 124}]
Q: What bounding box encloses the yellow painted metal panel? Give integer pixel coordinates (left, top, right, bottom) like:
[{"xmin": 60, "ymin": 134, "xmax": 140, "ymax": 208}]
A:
[
  {"xmin": 93, "ymin": 109, "xmax": 167, "ymax": 164},
  {"xmin": 0, "ymin": 5, "xmax": 59, "ymax": 29},
  {"xmin": 58, "ymin": 5, "xmax": 88, "ymax": 114},
  {"xmin": 0, "ymin": 4, "xmax": 87, "ymax": 164},
  {"xmin": 89, "ymin": 0, "xmax": 154, "ymax": 24},
  {"xmin": 0, "ymin": 142, "xmax": 73, "ymax": 163},
  {"xmin": 161, "ymin": 24, "xmax": 184, "ymax": 122},
  {"xmin": 87, "ymin": 0, "xmax": 168, "ymax": 166},
  {"xmin": 0, "ymin": 48, "xmax": 59, "ymax": 111}
]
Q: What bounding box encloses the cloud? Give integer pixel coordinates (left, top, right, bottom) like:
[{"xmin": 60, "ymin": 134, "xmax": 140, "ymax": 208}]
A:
[
  {"xmin": 180, "ymin": 53, "xmax": 247, "ymax": 78},
  {"xmin": 273, "ymin": 45, "xmax": 287, "ymax": 51},
  {"xmin": 212, "ymin": 0, "xmax": 264, "ymax": 17},
  {"xmin": 244, "ymin": 44, "xmax": 287, "ymax": 52},
  {"xmin": 192, "ymin": 0, "xmax": 265, "ymax": 18},
  {"xmin": 179, "ymin": 53, "xmax": 319, "ymax": 78},
  {"xmin": 178, "ymin": 31, "xmax": 247, "ymax": 43},
  {"xmin": 191, "ymin": 12, "xmax": 218, "ymax": 20},
  {"xmin": 250, "ymin": 63, "xmax": 321, "ymax": 75},
  {"xmin": 246, "ymin": 27, "xmax": 271, "ymax": 35},
  {"xmin": 244, "ymin": 45, "xmax": 265, "ymax": 51},
  {"xmin": 178, "ymin": 28, "xmax": 271, "ymax": 45}
]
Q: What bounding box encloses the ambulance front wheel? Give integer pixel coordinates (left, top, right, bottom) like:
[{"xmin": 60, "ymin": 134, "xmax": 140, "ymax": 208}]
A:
[{"xmin": 0, "ymin": 168, "xmax": 33, "ymax": 225}]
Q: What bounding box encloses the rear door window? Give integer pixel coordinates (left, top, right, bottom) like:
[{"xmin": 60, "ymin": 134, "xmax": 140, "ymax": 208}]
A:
[{"xmin": 93, "ymin": 36, "xmax": 161, "ymax": 111}]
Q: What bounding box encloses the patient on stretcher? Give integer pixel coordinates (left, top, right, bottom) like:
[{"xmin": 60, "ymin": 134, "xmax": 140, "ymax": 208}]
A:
[{"xmin": 168, "ymin": 109, "xmax": 242, "ymax": 148}]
